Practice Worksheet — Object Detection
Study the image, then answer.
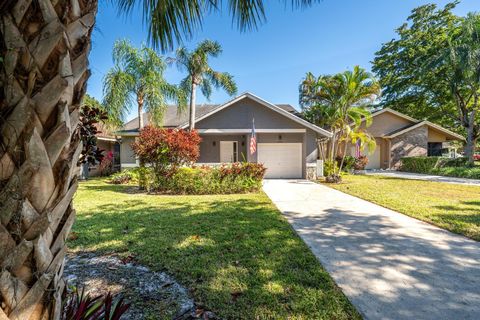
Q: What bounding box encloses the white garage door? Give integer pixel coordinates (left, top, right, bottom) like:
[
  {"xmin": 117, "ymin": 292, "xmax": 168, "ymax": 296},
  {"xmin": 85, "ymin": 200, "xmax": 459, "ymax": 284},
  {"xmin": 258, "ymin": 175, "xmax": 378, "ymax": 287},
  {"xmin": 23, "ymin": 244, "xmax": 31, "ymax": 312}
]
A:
[{"xmin": 257, "ymin": 143, "xmax": 302, "ymax": 178}]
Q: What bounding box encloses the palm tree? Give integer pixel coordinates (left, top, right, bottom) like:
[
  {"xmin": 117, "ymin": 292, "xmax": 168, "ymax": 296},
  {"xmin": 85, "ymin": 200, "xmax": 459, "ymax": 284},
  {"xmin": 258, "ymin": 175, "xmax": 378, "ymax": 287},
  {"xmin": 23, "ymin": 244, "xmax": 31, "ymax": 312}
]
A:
[
  {"xmin": 173, "ymin": 40, "xmax": 237, "ymax": 130},
  {"xmin": 103, "ymin": 39, "xmax": 185, "ymax": 129},
  {"xmin": 300, "ymin": 66, "xmax": 380, "ymax": 181},
  {"xmin": 0, "ymin": 1, "xmax": 319, "ymax": 318}
]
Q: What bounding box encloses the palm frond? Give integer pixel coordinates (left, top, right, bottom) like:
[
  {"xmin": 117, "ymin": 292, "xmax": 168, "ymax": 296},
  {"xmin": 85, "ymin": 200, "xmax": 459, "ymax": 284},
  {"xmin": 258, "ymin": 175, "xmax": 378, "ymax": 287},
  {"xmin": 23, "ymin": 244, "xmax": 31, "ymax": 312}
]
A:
[
  {"xmin": 102, "ymin": 67, "xmax": 136, "ymax": 126},
  {"xmin": 112, "ymin": 0, "xmax": 320, "ymax": 51},
  {"xmin": 205, "ymin": 69, "xmax": 237, "ymax": 95}
]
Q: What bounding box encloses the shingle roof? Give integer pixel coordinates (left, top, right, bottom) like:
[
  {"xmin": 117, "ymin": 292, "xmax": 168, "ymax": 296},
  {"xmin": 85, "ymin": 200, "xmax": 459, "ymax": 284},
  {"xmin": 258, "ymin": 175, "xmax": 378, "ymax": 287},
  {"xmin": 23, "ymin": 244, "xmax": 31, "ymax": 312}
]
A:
[
  {"xmin": 382, "ymin": 122, "xmax": 420, "ymax": 137},
  {"xmin": 119, "ymin": 103, "xmax": 298, "ymax": 133}
]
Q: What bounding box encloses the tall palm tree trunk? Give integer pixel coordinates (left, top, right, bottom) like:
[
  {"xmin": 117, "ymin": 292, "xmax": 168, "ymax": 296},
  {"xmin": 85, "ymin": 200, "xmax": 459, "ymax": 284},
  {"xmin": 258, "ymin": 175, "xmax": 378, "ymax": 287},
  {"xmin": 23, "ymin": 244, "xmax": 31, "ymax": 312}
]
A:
[
  {"xmin": 0, "ymin": 1, "xmax": 97, "ymax": 319},
  {"xmin": 189, "ymin": 82, "xmax": 197, "ymax": 130},
  {"xmin": 138, "ymin": 100, "xmax": 144, "ymax": 129}
]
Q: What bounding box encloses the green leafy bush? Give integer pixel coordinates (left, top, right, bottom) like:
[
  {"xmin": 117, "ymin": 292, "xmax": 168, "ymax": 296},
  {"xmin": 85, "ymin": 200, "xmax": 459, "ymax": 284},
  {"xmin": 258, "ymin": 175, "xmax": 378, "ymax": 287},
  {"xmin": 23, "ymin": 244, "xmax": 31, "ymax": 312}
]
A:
[
  {"xmin": 324, "ymin": 160, "xmax": 338, "ymax": 177},
  {"xmin": 335, "ymin": 156, "xmax": 355, "ymax": 172},
  {"xmin": 341, "ymin": 155, "xmax": 356, "ymax": 172},
  {"xmin": 430, "ymin": 166, "xmax": 480, "ymax": 179},
  {"xmin": 436, "ymin": 157, "xmax": 471, "ymax": 168},
  {"xmin": 110, "ymin": 170, "xmax": 137, "ymax": 184},
  {"xmin": 400, "ymin": 156, "xmax": 480, "ymax": 179},
  {"xmin": 109, "ymin": 167, "xmax": 153, "ymax": 185},
  {"xmin": 401, "ymin": 157, "xmax": 441, "ymax": 173},
  {"xmin": 153, "ymin": 163, "xmax": 266, "ymax": 194}
]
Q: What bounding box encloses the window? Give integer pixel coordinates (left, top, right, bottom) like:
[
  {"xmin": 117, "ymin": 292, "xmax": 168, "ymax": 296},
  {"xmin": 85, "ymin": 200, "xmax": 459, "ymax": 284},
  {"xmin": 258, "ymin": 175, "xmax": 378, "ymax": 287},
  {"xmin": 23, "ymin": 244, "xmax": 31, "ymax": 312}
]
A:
[{"xmin": 427, "ymin": 142, "xmax": 443, "ymax": 157}]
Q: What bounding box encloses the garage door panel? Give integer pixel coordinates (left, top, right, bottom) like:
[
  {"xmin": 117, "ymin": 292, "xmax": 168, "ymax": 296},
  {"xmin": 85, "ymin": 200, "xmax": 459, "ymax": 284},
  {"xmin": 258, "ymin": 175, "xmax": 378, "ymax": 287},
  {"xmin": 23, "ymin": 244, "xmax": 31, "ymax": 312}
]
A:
[{"xmin": 257, "ymin": 143, "xmax": 302, "ymax": 179}]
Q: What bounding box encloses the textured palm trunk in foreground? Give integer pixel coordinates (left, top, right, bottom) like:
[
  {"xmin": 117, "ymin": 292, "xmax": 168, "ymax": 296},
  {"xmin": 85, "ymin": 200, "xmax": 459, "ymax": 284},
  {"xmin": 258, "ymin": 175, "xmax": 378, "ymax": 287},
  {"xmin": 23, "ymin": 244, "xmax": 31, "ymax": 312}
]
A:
[{"xmin": 0, "ymin": 0, "xmax": 97, "ymax": 319}]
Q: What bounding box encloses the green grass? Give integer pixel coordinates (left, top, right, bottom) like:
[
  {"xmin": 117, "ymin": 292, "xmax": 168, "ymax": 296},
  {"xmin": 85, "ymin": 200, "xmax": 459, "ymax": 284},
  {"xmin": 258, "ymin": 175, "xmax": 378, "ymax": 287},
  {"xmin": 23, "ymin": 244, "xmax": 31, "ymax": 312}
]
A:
[
  {"xmin": 326, "ymin": 175, "xmax": 480, "ymax": 241},
  {"xmin": 72, "ymin": 179, "xmax": 359, "ymax": 320}
]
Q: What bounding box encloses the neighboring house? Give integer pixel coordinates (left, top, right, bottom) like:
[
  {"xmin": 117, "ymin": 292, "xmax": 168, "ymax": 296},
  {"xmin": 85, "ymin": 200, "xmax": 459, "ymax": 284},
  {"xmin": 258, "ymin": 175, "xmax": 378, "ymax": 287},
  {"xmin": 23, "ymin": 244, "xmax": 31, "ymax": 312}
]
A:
[
  {"xmin": 116, "ymin": 92, "xmax": 332, "ymax": 178},
  {"xmin": 89, "ymin": 123, "xmax": 120, "ymax": 176},
  {"xmin": 346, "ymin": 108, "xmax": 464, "ymax": 170}
]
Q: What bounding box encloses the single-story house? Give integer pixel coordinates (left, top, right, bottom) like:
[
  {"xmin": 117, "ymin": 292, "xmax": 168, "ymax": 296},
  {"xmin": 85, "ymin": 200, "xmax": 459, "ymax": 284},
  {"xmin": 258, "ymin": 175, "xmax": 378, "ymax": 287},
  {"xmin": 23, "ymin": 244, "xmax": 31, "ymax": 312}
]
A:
[
  {"xmin": 116, "ymin": 92, "xmax": 332, "ymax": 179},
  {"xmin": 345, "ymin": 108, "xmax": 464, "ymax": 169}
]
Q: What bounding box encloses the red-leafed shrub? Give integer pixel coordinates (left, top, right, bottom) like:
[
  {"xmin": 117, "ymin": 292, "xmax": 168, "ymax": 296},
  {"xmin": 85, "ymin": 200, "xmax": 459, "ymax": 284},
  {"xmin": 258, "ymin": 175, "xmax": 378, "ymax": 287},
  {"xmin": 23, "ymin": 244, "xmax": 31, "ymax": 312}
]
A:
[
  {"xmin": 354, "ymin": 155, "xmax": 369, "ymax": 170},
  {"xmin": 131, "ymin": 126, "xmax": 201, "ymax": 176},
  {"xmin": 97, "ymin": 151, "xmax": 114, "ymax": 176}
]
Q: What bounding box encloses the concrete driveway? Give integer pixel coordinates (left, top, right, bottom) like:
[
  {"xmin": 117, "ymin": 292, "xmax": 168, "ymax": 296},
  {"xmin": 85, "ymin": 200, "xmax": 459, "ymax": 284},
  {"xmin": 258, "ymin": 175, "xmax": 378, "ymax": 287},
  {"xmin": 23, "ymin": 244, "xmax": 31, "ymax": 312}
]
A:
[{"xmin": 263, "ymin": 179, "xmax": 480, "ymax": 320}]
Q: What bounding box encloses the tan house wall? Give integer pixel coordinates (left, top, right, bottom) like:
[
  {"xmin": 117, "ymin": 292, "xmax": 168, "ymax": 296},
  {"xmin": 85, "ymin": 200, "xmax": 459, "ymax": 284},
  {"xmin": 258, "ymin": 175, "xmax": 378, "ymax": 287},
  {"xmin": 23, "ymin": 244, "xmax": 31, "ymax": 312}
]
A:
[
  {"xmin": 360, "ymin": 112, "xmax": 413, "ymax": 137},
  {"xmin": 428, "ymin": 128, "xmax": 451, "ymax": 143}
]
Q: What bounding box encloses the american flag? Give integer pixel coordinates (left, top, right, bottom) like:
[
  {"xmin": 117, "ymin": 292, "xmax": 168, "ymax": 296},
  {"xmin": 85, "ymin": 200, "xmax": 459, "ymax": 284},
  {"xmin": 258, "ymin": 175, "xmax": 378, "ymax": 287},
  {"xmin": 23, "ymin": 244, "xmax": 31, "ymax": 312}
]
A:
[
  {"xmin": 355, "ymin": 139, "xmax": 361, "ymax": 158},
  {"xmin": 250, "ymin": 119, "xmax": 257, "ymax": 155}
]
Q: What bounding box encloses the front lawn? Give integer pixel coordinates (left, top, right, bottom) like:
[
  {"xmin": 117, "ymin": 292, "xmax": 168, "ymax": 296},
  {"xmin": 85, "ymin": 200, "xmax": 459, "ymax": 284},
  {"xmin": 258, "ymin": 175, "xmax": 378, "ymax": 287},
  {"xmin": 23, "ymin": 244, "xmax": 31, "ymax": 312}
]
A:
[
  {"xmin": 71, "ymin": 179, "xmax": 359, "ymax": 319},
  {"xmin": 326, "ymin": 175, "xmax": 480, "ymax": 241}
]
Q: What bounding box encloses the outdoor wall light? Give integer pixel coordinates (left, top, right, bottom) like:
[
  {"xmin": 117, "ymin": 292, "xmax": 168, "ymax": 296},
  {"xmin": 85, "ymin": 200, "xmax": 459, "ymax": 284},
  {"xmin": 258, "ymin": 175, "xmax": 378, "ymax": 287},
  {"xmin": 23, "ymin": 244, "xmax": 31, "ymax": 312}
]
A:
[
  {"xmin": 212, "ymin": 141, "xmax": 216, "ymax": 146},
  {"xmin": 278, "ymin": 135, "xmax": 282, "ymax": 140},
  {"xmin": 241, "ymin": 141, "xmax": 245, "ymax": 146}
]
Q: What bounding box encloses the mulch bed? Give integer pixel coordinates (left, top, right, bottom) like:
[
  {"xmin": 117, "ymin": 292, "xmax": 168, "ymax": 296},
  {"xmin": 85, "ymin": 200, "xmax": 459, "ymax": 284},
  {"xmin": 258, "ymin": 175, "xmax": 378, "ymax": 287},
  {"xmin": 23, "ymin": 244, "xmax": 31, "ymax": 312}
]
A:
[{"xmin": 64, "ymin": 252, "xmax": 220, "ymax": 319}]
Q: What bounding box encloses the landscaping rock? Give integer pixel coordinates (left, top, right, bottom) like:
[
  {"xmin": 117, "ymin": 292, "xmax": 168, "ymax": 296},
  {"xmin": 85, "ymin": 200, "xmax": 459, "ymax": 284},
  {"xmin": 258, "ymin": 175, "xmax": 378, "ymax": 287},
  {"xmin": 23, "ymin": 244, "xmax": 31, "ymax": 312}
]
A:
[{"xmin": 64, "ymin": 252, "xmax": 220, "ymax": 319}]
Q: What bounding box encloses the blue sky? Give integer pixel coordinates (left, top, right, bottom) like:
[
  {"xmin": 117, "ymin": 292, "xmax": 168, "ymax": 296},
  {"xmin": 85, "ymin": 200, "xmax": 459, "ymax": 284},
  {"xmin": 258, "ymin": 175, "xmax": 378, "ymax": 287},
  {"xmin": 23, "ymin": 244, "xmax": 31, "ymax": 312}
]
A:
[{"xmin": 87, "ymin": 0, "xmax": 478, "ymax": 121}]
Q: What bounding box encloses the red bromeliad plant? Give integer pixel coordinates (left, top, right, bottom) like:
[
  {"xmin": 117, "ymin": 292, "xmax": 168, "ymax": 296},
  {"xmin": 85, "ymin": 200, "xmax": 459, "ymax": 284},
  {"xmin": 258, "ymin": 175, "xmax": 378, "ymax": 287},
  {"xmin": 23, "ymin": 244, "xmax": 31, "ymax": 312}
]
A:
[{"xmin": 131, "ymin": 126, "xmax": 201, "ymax": 176}]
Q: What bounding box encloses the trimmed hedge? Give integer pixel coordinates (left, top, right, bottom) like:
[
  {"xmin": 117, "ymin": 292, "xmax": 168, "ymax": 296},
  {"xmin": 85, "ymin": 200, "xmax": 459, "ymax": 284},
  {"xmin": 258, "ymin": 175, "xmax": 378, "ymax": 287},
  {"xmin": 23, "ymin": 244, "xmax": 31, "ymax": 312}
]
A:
[
  {"xmin": 153, "ymin": 163, "xmax": 266, "ymax": 194},
  {"xmin": 400, "ymin": 156, "xmax": 480, "ymax": 179},
  {"xmin": 110, "ymin": 163, "xmax": 267, "ymax": 194},
  {"xmin": 400, "ymin": 157, "xmax": 440, "ymax": 173}
]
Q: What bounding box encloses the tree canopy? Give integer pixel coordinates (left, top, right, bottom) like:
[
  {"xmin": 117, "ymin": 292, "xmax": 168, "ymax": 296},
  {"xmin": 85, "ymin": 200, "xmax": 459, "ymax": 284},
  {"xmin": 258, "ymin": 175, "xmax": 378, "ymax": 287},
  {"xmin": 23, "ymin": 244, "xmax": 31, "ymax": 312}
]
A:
[
  {"xmin": 103, "ymin": 39, "xmax": 186, "ymax": 128},
  {"xmin": 372, "ymin": 1, "xmax": 480, "ymax": 161},
  {"xmin": 173, "ymin": 39, "xmax": 237, "ymax": 129},
  {"xmin": 299, "ymin": 66, "xmax": 380, "ymax": 181}
]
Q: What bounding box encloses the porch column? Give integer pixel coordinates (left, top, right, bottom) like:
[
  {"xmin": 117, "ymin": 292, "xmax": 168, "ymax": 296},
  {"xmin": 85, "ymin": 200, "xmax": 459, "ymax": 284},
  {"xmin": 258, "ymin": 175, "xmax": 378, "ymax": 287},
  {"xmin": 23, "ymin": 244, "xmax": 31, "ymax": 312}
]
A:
[{"xmin": 386, "ymin": 138, "xmax": 392, "ymax": 169}]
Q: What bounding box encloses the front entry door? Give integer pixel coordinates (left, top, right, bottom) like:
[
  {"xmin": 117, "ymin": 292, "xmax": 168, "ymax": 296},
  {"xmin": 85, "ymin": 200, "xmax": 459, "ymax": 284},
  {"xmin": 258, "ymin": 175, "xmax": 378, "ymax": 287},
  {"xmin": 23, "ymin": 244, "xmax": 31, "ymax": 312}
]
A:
[{"xmin": 220, "ymin": 141, "xmax": 238, "ymax": 162}]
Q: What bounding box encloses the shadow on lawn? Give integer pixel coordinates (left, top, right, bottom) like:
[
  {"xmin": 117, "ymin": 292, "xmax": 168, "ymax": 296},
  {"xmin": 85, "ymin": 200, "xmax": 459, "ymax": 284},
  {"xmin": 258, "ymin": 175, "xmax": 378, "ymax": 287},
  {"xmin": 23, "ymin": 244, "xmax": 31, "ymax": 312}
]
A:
[
  {"xmin": 281, "ymin": 206, "xmax": 480, "ymax": 320},
  {"xmin": 71, "ymin": 184, "xmax": 359, "ymax": 319}
]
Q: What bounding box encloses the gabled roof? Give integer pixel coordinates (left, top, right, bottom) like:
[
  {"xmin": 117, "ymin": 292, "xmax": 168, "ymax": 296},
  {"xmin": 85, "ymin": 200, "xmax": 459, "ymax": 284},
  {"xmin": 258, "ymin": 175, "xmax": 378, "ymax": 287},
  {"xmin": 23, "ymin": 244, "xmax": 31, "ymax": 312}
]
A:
[
  {"xmin": 364, "ymin": 107, "xmax": 464, "ymax": 141},
  {"xmin": 120, "ymin": 104, "xmax": 219, "ymax": 131},
  {"xmin": 116, "ymin": 99, "xmax": 301, "ymax": 135},
  {"xmin": 383, "ymin": 120, "xmax": 465, "ymax": 140},
  {"xmin": 178, "ymin": 92, "xmax": 332, "ymax": 137},
  {"xmin": 116, "ymin": 92, "xmax": 331, "ymax": 137}
]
